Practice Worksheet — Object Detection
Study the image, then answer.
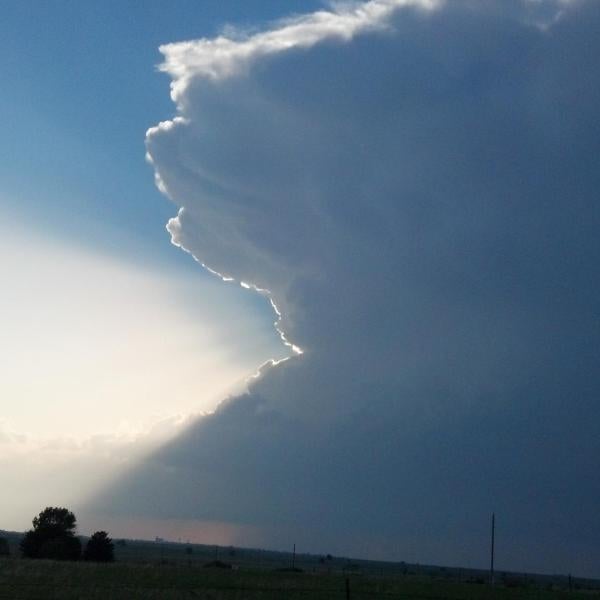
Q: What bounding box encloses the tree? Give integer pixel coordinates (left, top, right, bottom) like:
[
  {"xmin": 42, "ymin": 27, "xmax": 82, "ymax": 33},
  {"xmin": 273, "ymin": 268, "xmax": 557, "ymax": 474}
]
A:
[
  {"xmin": 20, "ymin": 507, "xmax": 81, "ymax": 560},
  {"xmin": 0, "ymin": 537, "xmax": 9, "ymax": 556},
  {"xmin": 83, "ymin": 531, "xmax": 114, "ymax": 562}
]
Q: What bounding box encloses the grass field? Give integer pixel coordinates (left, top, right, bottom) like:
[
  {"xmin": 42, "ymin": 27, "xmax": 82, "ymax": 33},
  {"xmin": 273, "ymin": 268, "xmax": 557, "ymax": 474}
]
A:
[
  {"xmin": 1, "ymin": 557, "xmax": 599, "ymax": 600},
  {"xmin": 1, "ymin": 532, "xmax": 598, "ymax": 600}
]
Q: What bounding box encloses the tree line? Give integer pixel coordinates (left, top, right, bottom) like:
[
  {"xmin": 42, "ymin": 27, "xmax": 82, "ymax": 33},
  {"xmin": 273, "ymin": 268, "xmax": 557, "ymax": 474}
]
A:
[{"xmin": 0, "ymin": 507, "xmax": 114, "ymax": 562}]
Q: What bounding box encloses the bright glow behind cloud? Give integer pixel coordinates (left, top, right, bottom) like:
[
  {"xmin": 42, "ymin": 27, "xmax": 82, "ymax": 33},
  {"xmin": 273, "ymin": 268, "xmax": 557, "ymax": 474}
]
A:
[
  {"xmin": 0, "ymin": 219, "xmax": 285, "ymax": 443},
  {"xmin": 0, "ymin": 214, "xmax": 287, "ymax": 530}
]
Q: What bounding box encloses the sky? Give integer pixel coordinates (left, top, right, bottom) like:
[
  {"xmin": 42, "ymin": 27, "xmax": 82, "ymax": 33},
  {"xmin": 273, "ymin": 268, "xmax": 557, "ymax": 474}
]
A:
[
  {"xmin": 0, "ymin": 0, "xmax": 316, "ymax": 531},
  {"xmin": 2, "ymin": 0, "xmax": 600, "ymax": 579}
]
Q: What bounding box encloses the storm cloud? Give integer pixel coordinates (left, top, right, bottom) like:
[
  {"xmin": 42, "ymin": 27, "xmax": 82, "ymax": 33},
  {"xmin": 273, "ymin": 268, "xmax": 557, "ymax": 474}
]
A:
[{"xmin": 93, "ymin": 0, "xmax": 600, "ymax": 576}]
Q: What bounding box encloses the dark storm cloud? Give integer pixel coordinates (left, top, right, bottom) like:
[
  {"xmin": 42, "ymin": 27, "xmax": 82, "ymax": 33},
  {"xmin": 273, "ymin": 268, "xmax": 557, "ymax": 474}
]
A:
[{"xmin": 93, "ymin": 0, "xmax": 600, "ymax": 576}]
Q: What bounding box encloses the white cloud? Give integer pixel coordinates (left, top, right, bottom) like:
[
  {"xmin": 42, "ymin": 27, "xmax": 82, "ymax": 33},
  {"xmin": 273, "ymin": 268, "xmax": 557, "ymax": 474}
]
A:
[{"xmin": 159, "ymin": 0, "xmax": 440, "ymax": 102}]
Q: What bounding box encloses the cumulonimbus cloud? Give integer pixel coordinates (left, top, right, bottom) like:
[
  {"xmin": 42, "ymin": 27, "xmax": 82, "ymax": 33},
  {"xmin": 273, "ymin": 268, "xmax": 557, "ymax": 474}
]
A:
[{"xmin": 97, "ymin": 0, "xmax": 600, "ymax": 576}]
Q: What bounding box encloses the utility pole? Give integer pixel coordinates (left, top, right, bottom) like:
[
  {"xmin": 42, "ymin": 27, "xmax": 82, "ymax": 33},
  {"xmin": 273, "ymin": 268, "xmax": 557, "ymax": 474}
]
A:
[
  {"xmin": 489, "ymin": 513, "xmax": 495, "ymax": 586},
  {"xmin": 292, "ymin": 543, "xmax": 296, "ymax": 570}
]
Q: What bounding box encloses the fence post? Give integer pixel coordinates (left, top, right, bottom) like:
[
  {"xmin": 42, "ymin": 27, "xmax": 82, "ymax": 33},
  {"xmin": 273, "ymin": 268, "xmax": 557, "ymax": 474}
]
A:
[{"xmin": 489, "ymin": 513, "xmax": 495, "ymax": 586}]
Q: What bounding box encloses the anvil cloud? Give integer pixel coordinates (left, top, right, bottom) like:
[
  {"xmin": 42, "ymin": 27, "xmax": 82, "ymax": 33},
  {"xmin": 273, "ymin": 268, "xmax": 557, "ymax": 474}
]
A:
[{"xmin": 96, "ymin": 0, "xmax": 600, "ymax": 576}]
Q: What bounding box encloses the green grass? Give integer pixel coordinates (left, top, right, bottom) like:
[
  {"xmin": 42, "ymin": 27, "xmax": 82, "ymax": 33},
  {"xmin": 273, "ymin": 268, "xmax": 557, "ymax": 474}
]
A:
[{"xmin": 1, "ymin": 558, "xmax": 598, "ymax": 600}]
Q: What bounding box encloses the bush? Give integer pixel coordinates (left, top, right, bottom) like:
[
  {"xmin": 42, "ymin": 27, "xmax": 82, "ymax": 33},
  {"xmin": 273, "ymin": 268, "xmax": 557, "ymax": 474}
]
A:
[
  {"xmin": 83, "ymin": 531, "xmax": 114, "ymax": 562},
  {"xmin": 204, "ymin": 560, "xmax": 232, "ymax": 569},
  {"xmin": 40, "ymin": 536, "xmax": 81, "ymax": 561}
]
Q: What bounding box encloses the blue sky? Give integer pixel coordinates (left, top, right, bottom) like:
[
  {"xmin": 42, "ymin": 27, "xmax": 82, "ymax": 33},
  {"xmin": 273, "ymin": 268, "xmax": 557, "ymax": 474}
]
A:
[
  {"xmin": 0, "ymin": 1, "xmax": 320, "ymax": 446},
  {"xmin": 0, "ymin": 0, "xmax": 322, "ymax": 264},
  {"xmin": 0, "ymin": 1, "xmax": 326, "ymax": 530}
]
